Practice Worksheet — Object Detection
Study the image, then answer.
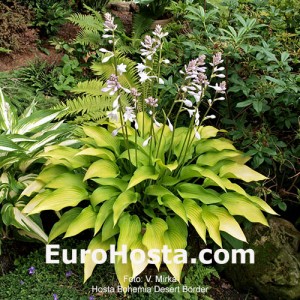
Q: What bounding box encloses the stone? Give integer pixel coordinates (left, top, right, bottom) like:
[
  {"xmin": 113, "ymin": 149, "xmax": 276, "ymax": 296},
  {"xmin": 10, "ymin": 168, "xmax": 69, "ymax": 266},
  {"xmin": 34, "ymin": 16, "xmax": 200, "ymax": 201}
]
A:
[{"xmin": 223, "ymin": 217, "xmax": 300, "ymax": 300}]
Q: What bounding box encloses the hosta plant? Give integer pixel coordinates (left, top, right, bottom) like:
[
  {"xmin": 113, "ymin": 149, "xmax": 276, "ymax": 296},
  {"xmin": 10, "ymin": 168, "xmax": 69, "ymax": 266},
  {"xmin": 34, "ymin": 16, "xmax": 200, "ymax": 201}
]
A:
[
  {"xmin": 0, "ymin": 88, "xmax": 73, "ymax": 247},
  {"xmin": 23, "ymin": 15, "xmax": 277, "ymax": 289}
]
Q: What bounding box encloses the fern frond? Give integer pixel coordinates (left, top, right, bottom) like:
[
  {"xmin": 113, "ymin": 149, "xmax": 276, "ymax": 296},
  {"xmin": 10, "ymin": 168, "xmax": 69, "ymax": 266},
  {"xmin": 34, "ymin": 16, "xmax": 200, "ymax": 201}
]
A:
[
  {"xmin": 132, "ymin": 14, "xmax": 153, "ymax": 44},
  {"xmin": 54, "ymin": 95, "xmax": 111, "ymax": 120},
  {"xmin": 67, "ymin": 14, "xmax": 103, "ymax": 32},
  {"xmin": 75, "ymin": 30, "xmax": 102, "ymax": 47},
  {"xmin": 72, "ymin": 79, "xmax": 104, "ymax": 96}
]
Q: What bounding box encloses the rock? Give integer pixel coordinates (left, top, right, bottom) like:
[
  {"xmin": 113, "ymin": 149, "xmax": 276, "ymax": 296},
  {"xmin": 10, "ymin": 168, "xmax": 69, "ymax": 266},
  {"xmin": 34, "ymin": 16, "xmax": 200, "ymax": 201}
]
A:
[{"xmin": 223, "ymin": 217, "xmax": 300, "ymax": 300}]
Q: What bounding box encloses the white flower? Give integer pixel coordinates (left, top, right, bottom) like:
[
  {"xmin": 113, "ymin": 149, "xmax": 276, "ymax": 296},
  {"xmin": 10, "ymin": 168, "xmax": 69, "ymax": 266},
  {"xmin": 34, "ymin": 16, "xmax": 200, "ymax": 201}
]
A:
[
  {"xmin": 208, "ymin": 99, "xmax": 213, "ymax": 106},
  {"xmin": 136, "ymin": 63, "xmax": 147, "ymax": 73},
  {"xmin": 153, "ymin": 117, "xmax": 161, "ymax": 127},
  {"xmin": 209, "ymin": 81, "xmax": 226, "ymax": 94},
  {"xmin": 162, "ymin": 59, "xmax": 170, "ymax": 64},
  {"xmin": 215, "ymin": 97, "xmax": 225, "ymax": 101},
  {"xmin": 215, "ymin": 74, "xmax": 226, "ymax": 78},
  {"xmin": 142, "ymin": 136, "xmax": 152, "ymax": 147},
  {"xmin": 183, "ymin": 99, "xmax": 193, "ymax": 107},
  {"xmin": 204, "ymin": 115, "xmax": 216, "ymax": 120},
  {"xmin": 102, "ymin": 54, "xmax": 114, "ymax": 63},
  {"xmin": 167, "ymin": 118, "xmax": 173, "ymax": 132},
  {"xmin": 112, "ymin": 95, "xmax": 120, "ymax": 109},
  {"xmin": 134, "ymin": 120, "xmax": 139, "ymax": 130},
  {"xmin": 112, "ymin": 127, "xmax": 123, "ymax": 136},
  {"xmin": 158, "ymin": 78, "xmax": 164, "ymax": 85},
  {"xmin": 194, "ymin": 128, "xmax": 201, "ymax": 140},
  {"xmin": 185, "ymin": 108, "xmax": 195, "ymax": 118},
  {"xmin": 99, "ymin": 48, "xmax": 111, "ymax": 53},
  {"xmin": 123, "ymin": 107, "xmax": 136, "ymax": 122},
  {"xmin": 107, "ymin": 107, "xmax": 119, "ymax": 122},
  {"xmin": 139, "ymin": 71, "xmax": 151, "ymax": 83},
  {"xmin": 117, "ymin": 63, "xmax": 127, "ymax": 75}
]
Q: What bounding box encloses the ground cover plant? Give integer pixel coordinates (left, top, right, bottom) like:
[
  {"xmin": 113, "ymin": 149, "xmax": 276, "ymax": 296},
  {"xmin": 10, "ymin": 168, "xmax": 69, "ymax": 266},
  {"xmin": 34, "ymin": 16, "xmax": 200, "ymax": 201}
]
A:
[{"xmin": 21, "ymin": 14, "xmax": 277, "ymax": 289}]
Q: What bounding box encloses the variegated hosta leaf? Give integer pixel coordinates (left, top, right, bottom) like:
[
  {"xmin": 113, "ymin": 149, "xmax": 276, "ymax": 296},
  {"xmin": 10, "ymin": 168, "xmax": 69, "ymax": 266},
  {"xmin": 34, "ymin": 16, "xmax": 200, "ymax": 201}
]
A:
[
  {"xmin": 142, "ymin": 218, "xmax": 168, "ymax": 270},
  {"xmin": 13, "ymin": 110, "xmax": 63, "ymax": 135},
  {"xmin": 0, "ymin": 88, "xmax": 16, "ymax": 132},
  {"xmin": 163, "ymin": 216, "xmax": 188, "ymax": 282},
  {"xmin": 2, "ymin": 203, "xmax": 48, "ymax": 243},
  {"xmin": 49, "ymin": 207, "xmax": 83, "ymax": 242}
]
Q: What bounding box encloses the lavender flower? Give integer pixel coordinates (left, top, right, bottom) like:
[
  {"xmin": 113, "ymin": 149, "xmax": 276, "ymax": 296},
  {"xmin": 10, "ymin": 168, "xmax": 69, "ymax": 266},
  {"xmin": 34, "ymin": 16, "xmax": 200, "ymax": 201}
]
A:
[
  {"xmin": 102, "ymin": 74, "xmax": 121, "ymax": 96},
  {"xmin": 66, "ymin": 270, "xmax": 72, "ymax": 278},
  {"xmin": 123, "ymin": 107, "xmax": 136, "ymax": 122},
  {"xmin": 20, "ymin": 280, "xmax": 25, "ymax": 285},
  {"xmin": 28, "ymin": 266, "xmax": 35, "ymax": 275},
  {"xmin": 209, "ymin": 81, "xmax": 226, "ymax": 94},
  {"xmin": 103, "ymin": 13, "xmax": 117, "ymax": 32},
  {"xmin": 153, "ymin": 24, "xmax": 168, "ymax": 39},
  {"xmin": 89, "ymin": 296, "xmax": 95, "ymax": 300},
  {"xmin": 140, "ymin": 35, "xmax": 160, "ymax": 61},
  {"xmin": 145, "ymin": 97, "xmax": 158, "ymax": 107},
  {"xmin": 53, "ymin": 294, "xmax": 58, "ymax": 300}
]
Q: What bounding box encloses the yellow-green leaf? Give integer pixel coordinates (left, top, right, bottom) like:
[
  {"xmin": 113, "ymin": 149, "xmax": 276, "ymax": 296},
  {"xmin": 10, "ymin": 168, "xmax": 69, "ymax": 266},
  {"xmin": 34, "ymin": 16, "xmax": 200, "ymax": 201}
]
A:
[
  {"xmin": 83, "ymin": 126, "xmax": 120, "ymax": 154},
  {"xmin": 162, "ymin": 195, "xmax": 188, "ymax": 223},
  {"xmin": 49, "ymin": 207, "xmax": 82, "ymax": 242},
  {"xmin": 113, "ymin": 190, "xmax": 138, "ymax": 225},
  {"xmin": 177, "ymin": 183, "xmax": 222, "ymax": 204},
  {"xmin": 94, "ymin": 198, "xmax": 115, "ymax": 235},
  {"xmin": 84, "ymin": 233, "xmax": 115, "ymax": 283},
  {"xmin": 220, "ymin": 193, "xmax": 269, "ymax": 226},
  {"xmin": 46, "ymin": 173, "xmax": 85, "ymax": 189},
  {"xmin": 84, "ymin": 159, "xmax": 119, "ymax": 181},
  {"xmin": 29, "ymin": 187, "xmax": 88, "ymax": 214},
  {"xmin": 64, "ymin": 205, "xmax": 97, "ymax": 238},
  {"xmin": 206, "ymin": 205, "xmax": 247, "ymax": 242},
  {"xmin": 142, "ymin": 218, "xmax": 168, "ymax": 270},
  {"xmin": 219, "ymin": 162, "xmax": 268, "ymax": 182},
  {"xmin": 76, "ymin": 147, "xmax": 115, "ymax": 161},
  {"xmin": 90, "ymin": 186, "xmax": 120, "ymax": 207},
  {"xmin": 117, "ymin": 213, "xmax": 141, "ymax": 251},
  {"xmin": 127, "ymin": 166, "xmax": 159, "ymax": 190},
  {"xmin": 163, "ymin": 216, "xmax": 188, "ymax": 282},
  {"xmin": 183, "ymin": 199, "xmax": 206, "ymax": 243},
  {"xmin": 201, "ymin": 205, "xmax": 222, "ymax": 247}
]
